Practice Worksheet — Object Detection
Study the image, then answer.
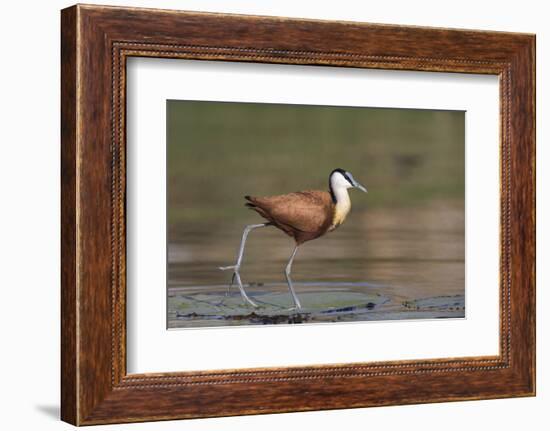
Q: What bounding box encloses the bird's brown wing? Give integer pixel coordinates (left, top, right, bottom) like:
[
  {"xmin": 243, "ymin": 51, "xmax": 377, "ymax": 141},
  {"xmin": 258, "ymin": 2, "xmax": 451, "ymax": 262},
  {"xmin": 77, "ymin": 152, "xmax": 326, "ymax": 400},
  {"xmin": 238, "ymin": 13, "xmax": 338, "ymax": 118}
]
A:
[{"xmin": 245, "ymin": 191, "xmax": 333, "ymax": 233}]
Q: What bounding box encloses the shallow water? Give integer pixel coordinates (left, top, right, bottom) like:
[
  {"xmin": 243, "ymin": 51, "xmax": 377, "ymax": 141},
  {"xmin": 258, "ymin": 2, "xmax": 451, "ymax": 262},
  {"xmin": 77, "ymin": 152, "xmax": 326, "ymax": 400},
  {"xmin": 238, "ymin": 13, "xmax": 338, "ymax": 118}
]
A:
[{"xmin": 167, "ymin": 200, "xmax": 465, "ymax": 328}]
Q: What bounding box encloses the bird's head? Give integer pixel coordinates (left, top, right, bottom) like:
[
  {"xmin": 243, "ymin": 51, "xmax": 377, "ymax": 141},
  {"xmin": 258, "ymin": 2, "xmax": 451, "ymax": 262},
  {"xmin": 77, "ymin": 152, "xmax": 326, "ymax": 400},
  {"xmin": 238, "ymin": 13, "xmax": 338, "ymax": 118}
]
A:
[{"xmin": 330, "ymin": 168, "xmax": 367, "ymax": 193}]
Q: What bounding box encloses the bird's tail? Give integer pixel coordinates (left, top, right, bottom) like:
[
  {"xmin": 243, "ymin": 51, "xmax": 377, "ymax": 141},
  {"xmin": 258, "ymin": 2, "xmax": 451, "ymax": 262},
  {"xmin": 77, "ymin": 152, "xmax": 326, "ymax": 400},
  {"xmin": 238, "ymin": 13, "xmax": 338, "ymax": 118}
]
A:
[
  {"xmin": 244, "ymin": 195, "xmax": 273, "ymax": 224},
  {"xmin": 244, "ymin": 195, "xmax": 256, "ymax": 209}
]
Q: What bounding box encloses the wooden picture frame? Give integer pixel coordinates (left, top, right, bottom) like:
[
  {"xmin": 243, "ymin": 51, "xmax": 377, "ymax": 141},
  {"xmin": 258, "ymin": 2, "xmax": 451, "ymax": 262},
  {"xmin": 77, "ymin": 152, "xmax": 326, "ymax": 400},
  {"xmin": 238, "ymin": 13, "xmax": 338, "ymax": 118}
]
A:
[{"xmin": 61, "ymin": 4, "xmax": 535, "ymax": 425}]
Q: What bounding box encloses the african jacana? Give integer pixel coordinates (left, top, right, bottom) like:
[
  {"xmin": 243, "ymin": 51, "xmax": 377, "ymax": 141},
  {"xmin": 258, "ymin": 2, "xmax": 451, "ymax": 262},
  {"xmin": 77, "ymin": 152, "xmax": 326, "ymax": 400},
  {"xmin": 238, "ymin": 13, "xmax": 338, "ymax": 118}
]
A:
[{"xmin": 219, "ymin": 168, "xmax": 367, "ymax": 310}]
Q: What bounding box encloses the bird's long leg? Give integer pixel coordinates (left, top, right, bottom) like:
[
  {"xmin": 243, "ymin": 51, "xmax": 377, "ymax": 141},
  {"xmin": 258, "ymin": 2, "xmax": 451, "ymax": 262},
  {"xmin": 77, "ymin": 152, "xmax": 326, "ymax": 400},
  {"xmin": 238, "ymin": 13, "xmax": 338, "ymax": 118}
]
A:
[
  {"xmin": 219, "ymin": 223, "xmax": 269, "ymax": 307},
  {"xmin": 284, "ymin": 245, "xmax": 302, "ymax": 310}
]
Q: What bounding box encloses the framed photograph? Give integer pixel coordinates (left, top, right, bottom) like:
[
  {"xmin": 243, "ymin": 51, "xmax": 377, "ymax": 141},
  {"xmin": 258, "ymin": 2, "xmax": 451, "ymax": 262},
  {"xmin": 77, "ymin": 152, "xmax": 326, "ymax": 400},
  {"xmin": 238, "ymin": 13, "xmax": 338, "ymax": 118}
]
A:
[{"xmin": 61, "ymin": 4, "xmax": 535, "ymax": 425}]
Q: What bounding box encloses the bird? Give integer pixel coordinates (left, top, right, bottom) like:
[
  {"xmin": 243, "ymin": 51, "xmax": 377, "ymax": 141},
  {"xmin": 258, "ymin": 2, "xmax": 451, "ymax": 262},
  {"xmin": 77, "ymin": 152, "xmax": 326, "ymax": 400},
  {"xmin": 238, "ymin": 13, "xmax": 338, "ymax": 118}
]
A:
[{"xmin": 219, "ymin": 168, "xmax": 367, "ymax": 310}]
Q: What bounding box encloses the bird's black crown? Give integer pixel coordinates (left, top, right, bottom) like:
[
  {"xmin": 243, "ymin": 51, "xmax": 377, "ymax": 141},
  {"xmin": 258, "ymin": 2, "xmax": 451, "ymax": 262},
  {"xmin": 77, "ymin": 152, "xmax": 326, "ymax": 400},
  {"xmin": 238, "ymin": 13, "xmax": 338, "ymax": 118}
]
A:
[{"xmin": 331, "ymin": 168, "xmax": 347, "ymax": 176}]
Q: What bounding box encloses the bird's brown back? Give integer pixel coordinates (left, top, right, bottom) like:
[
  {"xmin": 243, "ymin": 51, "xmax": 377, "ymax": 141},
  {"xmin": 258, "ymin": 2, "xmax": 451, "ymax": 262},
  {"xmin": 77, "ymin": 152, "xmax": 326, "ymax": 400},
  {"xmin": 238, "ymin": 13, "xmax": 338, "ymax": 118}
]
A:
[{"xmin": 245, "ymin": 191, "xmax": 335, "ymax": 244}]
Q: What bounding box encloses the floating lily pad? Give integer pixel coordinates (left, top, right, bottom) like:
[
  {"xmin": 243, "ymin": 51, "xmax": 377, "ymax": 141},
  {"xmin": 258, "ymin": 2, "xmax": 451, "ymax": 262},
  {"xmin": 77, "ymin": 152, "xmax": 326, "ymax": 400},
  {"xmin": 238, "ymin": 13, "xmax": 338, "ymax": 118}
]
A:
[
  {"xmin": 169, "ymin": 283, "xmax": 390, "ymax": 327},
  {"xmin": 167, "ymin": 282, "xmax": 466, "ymax": 328}
]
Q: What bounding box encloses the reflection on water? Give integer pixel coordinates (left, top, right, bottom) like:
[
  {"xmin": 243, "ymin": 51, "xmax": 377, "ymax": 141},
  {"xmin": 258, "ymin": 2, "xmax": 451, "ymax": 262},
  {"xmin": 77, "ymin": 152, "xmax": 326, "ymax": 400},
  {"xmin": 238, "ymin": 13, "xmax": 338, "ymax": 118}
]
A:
[{"xmin": 167, "ymin": 200, "xmax": 465, "ymax": 328}]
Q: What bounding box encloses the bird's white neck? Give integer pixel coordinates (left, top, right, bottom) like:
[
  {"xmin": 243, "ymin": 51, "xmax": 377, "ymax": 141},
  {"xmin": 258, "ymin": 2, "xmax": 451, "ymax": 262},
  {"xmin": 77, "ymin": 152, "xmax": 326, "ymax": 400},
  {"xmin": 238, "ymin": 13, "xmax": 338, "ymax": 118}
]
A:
[
  {"xmin": 330, "ymin": 186, "xmax": 351, "ymax": 230},
  {"xmin": 332, "ymin": 186, "xmax": 351, "ymax": 208}
]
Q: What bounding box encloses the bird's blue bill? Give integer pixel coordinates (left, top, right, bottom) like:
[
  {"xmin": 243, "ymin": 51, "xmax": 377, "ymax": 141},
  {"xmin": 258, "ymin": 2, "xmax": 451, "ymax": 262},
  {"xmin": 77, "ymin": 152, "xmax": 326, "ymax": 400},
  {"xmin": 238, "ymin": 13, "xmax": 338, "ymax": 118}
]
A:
[
  {"xmin": 346, "ymin": 171, "xmax": 368, "ymax": 193},
  {"xmin": 354, "ymin": 181, "xmax": 368, "ymax": 193}
]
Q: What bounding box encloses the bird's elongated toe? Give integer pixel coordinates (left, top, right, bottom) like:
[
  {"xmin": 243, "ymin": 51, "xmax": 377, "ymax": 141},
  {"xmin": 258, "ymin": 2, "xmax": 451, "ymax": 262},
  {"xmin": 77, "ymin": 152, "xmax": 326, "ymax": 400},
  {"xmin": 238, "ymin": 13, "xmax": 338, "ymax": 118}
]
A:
[{"xmin": 218, "ymin": 264, "xmax": 259, "ymax": 307}]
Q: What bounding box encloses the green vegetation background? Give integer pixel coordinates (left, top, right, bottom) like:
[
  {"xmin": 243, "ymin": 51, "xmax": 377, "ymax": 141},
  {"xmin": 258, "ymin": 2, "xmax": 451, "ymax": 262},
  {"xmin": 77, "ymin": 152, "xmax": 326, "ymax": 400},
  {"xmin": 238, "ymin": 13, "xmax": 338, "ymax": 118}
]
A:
[{"xmin": 167, "ymin": 100, "xmax": 464, "ymax": 233}]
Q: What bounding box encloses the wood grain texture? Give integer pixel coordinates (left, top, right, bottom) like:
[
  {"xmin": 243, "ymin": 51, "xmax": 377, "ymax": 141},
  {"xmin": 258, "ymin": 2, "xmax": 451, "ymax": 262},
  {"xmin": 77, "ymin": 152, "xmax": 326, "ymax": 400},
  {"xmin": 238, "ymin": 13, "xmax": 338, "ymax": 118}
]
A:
[
  {"xmin": 60, "ymin": 4, "xmax": 535, "ymax": 425},
  {"xmin": 60, "ymin": 5, "xmax": 78, "ymax": 425}
]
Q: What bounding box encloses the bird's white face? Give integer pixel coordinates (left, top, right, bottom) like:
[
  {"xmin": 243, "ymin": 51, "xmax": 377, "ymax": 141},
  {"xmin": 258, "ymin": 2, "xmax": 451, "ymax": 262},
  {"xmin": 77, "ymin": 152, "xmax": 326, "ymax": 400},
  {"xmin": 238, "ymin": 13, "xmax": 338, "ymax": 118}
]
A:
[
  {"xmin": 330, "ymin": 170, "xmax": 367, "ymax": 193},
  {"xmin": 330, "ymin": 171, "xmax": 354, "ymax": 190}
]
